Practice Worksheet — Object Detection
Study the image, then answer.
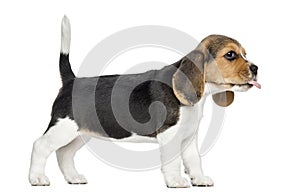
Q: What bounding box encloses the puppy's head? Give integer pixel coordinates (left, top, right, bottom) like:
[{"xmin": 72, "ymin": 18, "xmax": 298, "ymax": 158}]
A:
[{"xmin": 172, "ymin": 34, "xmax": 260, "ymax": 107}]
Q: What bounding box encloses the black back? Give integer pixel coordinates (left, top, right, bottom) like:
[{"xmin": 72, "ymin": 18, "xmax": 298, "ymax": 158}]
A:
[{"xmin": 46, "ymin": 61, "xmax": 182, "ymax": 138}]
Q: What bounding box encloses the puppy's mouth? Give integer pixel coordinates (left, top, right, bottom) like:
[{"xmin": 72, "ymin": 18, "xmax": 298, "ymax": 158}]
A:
[
  {"xmin": 238, "ymin": 73, "xmax": 261, "ymax": 89},
  {"xmin": 207, "ymin": 77, "xmax": 261, "ymax": 90},
  {"xmin": 225, "ymin": 79, "xmax": 261, "ymax": 91},
  {"xmin": 246, "ymin": 80, "xmax": 261, "ymax": 89}
]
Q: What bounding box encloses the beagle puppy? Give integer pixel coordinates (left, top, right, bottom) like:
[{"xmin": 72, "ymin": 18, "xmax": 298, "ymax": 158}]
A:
[{"xmin": 29, "ymin": 16, "xmax": 260, "ymax": 187}]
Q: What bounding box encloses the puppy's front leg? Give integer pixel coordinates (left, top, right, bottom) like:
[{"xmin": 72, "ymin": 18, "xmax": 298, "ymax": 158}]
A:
[
  {"xmin": 157, "ymin": 126, "xmax": 190, "ymax": 188},
  {"xmin": 181, "ymin": 135, "xmax": 214, "ymax": 187}
]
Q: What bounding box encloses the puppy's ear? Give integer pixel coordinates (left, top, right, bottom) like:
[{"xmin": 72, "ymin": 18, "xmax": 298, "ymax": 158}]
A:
[
  {"xmin": 212, "ymin": 91, "xmax": 234, "ymax": 107},
  {"xmin": 172, "ymin": 50, "xmax": 206, "ymax": 106}
]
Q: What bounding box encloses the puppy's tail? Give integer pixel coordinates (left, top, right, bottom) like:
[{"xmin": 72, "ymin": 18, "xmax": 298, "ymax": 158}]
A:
[{"xmin": 59, "ymin": 15, "xmax": 75, "ymax": 85}]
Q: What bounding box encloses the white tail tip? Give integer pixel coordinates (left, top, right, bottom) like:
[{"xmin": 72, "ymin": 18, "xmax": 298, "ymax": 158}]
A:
[{"xmin": 61, "ymin": 15, "xmax": 71, "ymax": 54}]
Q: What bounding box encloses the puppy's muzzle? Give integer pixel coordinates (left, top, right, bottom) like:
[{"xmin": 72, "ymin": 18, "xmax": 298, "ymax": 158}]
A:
[{"xmin": 248, "ymin": 63, "xmax": 261, "ymax": 89}]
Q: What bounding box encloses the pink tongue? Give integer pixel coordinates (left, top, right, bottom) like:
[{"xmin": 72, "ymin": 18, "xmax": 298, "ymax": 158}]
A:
[{"xmin": 248, "ymin": 80, "xmax": 261, "ymax": 89}]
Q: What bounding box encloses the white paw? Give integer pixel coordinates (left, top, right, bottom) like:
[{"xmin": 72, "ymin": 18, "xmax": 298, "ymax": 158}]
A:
[
  {"xmin": 165, "ymin": 175, "xmax": 190, "ymax": 188},
  {"xmin": 29, "ymin": 174, "xmax": 50, "ymax": 186},
  {"xmin": 191, "ymin": 176, "xmax": 214, "ymax": 187},
  {"xmin": 65, "ymin": 174, "xmax": 88, "ymax": 184}
]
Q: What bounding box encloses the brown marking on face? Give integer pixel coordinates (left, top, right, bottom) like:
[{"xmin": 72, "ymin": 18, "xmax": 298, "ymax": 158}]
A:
[
  {"xmin": 214, "ymin": 43, "xmax": 251, "ymax": 83},
  {"xmin": 201, "ymin": 35, "xmax": 253, "ymax": 85},
  {"xmin": 172, "ymin": 34, "xmax": 257, "ymax": 107}
]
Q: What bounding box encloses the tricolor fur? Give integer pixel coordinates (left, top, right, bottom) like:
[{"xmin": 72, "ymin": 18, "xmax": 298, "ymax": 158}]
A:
[{"xmin": 29, "ymin": 16, "xmax": 260, "ymax": 187}]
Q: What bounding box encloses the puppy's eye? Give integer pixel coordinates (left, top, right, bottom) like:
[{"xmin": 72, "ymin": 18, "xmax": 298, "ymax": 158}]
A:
[{"xmin": 224, "ymin": 51, "xmax": 237, "ymax": 61}]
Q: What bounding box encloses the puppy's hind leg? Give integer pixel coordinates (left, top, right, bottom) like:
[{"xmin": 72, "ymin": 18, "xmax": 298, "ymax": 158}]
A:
[
  {"xmin": 29, "ymin": 117, "xmax": 79, "ymax": 186},
  {"xmin": 56, "ymin": 136, "xmax": 91, "ymax": 184}
]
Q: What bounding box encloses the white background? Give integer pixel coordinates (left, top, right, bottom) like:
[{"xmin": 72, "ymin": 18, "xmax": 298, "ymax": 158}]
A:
[{"xmin": 1, "ymin": 0, "xmax": 299, "ymax": 193}]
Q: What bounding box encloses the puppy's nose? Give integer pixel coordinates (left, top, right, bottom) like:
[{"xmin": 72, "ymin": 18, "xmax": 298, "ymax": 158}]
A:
[{"xmin": 250, "ymin": 64, "xmax": 258, "ymax": 75}]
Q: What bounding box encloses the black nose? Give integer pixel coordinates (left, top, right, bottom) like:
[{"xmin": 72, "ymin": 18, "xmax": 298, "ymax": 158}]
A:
[{"xmin": 250, "ymin": 64, "xmax": 258, "ymax": 75}]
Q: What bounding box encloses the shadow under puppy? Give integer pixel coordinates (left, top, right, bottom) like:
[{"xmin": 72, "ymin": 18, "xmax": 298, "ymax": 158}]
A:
[{"xmin": 29, "ymin": 16, "xmax": 260, "ymax": 187}]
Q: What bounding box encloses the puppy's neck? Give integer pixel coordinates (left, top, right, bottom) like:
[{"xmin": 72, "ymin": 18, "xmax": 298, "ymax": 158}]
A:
[{"xmin": 204, "ymin": 82, "xmax": 231, "ymax": 96}]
